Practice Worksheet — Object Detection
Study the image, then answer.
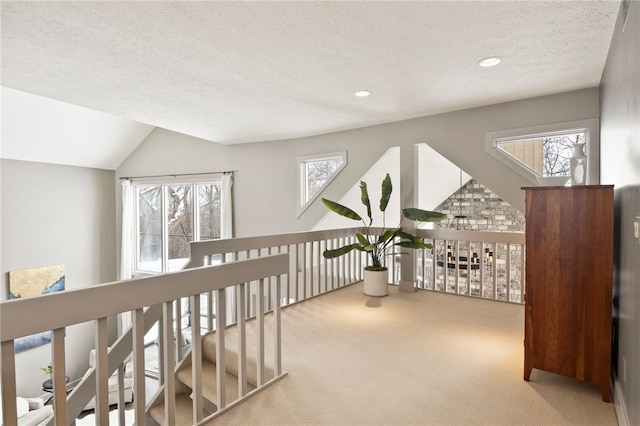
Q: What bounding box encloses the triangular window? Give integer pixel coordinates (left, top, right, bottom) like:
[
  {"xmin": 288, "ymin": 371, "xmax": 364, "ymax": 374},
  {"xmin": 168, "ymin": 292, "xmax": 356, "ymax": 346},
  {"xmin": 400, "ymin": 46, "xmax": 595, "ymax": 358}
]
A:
[{"xmin": 298, "ymin": 151, "xmax": 347, "ymax": 216}]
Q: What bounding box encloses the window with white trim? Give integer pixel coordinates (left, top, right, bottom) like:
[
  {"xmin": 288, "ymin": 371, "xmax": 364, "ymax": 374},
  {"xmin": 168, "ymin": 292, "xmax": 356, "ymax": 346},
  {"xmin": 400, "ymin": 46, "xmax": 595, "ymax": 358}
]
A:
[
  {"xmin": 485, "ymin": 119, "xmax": 599, "ymax": 185},
  {"xmin": 134, "ymin": 179, "xmax": 223, "ymax": 273},
  {"xmin": 297, "ymin": 151, "xmax": 347, "ymax": 215},
  {"xmin": 495, "ymin": 131, "xmax": 585, "ymax": 177}
]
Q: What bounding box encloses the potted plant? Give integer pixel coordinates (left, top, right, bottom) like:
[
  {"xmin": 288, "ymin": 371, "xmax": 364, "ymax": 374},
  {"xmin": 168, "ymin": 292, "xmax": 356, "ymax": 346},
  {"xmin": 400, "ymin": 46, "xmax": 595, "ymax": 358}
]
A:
[
  {"xmin": 41, "ymin": 362, "xmax": 53, "ymax": 391},
  {"xmin": 322, "ymin": 173, "xmax": 446, "ymax": 296},
  {"xmin": 41, "ymin": 362, "xmax": 53, "ymax": 378}
]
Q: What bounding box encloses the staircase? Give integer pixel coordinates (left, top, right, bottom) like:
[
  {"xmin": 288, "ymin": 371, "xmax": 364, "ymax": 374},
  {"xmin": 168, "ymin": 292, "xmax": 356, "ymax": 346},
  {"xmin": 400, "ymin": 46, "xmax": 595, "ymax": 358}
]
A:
[
  {"xmin": 149, "ymin": 316, "xmax": 276, "ymax": 425},
  {"xmin": 2, "ymin": 228, "xmax": 366, "ymax": 426}
]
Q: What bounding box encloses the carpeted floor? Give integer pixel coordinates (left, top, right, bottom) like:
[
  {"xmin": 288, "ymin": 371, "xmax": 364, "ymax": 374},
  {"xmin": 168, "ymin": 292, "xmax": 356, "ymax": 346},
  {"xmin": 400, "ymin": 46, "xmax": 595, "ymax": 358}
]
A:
[
  {"xmin": 209, "ymin": 283, "xmax": 618, "ymax": 426},
  {"xmin": 75, "ymin": 407, "xmax": 135, "ymax": 425}
]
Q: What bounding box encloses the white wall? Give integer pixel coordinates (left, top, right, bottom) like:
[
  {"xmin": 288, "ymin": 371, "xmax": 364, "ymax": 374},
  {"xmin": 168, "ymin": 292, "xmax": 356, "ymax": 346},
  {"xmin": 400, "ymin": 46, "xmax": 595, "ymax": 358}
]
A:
[
  {"xmin": 116, "ymin": 124, "xmax": 399, "ymax": 238},
  {"xmin": 1, "ymin": 159, "xmax": 117, "ymax": 397},
  {"xmin": 115, "ymin": 88, "xmax": 601, "ymax": 314},
  {"xmin": 312, "ymin": 146, "xmax": 401, "ymax": 230},
  {"xmin": 417, "ymin": 143, "xmax": 470, "ymax": 211},
  {"xmin": 117, "ymin": 87, "xmax": 599, "ymax": 244},
  {"xmin": 310, "ymin": 143, "xmax": 466, "ymax": 230},
  {"xmin": 600, "ymin": 2, "xmax": 640, "ymax": 425},
  {"xmin": 0, "ymin": 84, "xmax": 603, "ymax": 401}
]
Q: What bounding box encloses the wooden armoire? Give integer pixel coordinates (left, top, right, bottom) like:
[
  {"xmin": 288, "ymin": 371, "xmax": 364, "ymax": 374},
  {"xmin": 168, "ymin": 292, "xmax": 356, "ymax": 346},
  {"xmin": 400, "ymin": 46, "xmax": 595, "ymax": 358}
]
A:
[{"xmin": 522, "ymin": 185, "xmax": 614, "ymax": 402}]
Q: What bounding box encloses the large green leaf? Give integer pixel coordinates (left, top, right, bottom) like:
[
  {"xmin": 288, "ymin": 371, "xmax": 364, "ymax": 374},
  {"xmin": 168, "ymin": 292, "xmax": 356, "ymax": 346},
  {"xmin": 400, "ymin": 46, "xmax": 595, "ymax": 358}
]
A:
[
  {"xmin": 403, "ymin": 208, "xmax": 447, "ymax": 222},
  {"xmin": 323, "ymin": 243, "xmax": 362, "ymax": 259},
  {"xmin": 377, "ymin": 228, "xmax": 397, "ymax": 245},
  {"xmin": 396, "ymin": 230, "xmax": 420, "ymax": 242},
  {"xmin": 396, "ymin": 240, "xmax": 434, "ymax": 250},
  {"xmin": 359, "ymin": 181, "xmax": 372, "ymax": 225},
  {"xmin": 321, "ymin": 198, "xmax": 362, "ymax": 221},
  {"xmin": 356, "ymin": 232, "xmax": 370, "ymax": 247},
  {"xmin": 379, "ymin": 174, "xmax": 392, "ymax": 212},
  {"xmin": 321, "ymin": 173, "xmax": 445, "ymax": 264}
]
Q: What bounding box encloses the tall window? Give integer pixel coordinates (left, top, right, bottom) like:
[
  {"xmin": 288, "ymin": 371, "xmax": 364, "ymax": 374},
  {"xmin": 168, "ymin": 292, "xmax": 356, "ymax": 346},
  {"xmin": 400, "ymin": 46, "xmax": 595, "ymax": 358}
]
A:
[
  {"xmin": 135, "ymin": 180, "xmax": 222, "ymax": 273},
  {"xmin": 298, "ymin": 151, "xmax": 347, "ymax": 216}
]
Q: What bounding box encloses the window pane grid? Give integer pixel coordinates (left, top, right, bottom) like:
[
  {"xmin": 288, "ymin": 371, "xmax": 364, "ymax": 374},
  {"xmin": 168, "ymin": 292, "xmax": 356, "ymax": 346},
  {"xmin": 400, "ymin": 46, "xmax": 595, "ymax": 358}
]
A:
[
  {"xmin": 133, "ymin": 180, "xmax": 222, "ymax": 274},
  {"xmin": 198, "ymin": 183, "xmax": 222, "ymax": 241},
  {"xmin": 167, "ymin": 185, "xmax": 193, "ymax": 272},
  {"xmin": 137, "ymin": 185, "xmax": 162, "ymax": 273}
]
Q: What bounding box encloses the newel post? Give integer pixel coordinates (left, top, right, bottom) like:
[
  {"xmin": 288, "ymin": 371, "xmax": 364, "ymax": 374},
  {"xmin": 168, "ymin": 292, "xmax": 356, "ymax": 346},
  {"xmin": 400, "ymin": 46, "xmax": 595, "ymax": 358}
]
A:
[{"xmin": 398, "ymin": 144, "xmax": 419, "ymax": 292}]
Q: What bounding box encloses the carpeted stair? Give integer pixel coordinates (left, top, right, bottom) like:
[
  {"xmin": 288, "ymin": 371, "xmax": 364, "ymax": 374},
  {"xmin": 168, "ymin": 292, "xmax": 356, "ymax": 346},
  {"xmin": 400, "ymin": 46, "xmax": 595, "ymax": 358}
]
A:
[
  {"xmin": 149, "ymin": 318, "xmax": 275, "ymax": 424},
  {"xmin": 148, "ymin": 392, "xmax": 212, "ymax": 425}
]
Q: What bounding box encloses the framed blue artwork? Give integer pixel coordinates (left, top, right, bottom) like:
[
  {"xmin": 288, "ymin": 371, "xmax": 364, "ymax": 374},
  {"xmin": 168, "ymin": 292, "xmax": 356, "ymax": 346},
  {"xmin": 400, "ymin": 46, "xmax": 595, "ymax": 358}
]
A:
[{"xmin": 9, "ymin": 264, "xmax": 65, "ymax": 353}]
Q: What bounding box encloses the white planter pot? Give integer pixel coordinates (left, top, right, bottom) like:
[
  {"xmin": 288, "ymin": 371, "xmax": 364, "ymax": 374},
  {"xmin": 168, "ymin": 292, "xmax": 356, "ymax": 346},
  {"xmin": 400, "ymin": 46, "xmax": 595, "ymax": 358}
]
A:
[{"xmin": 363, "ymin": 269, "xmax": 389, "ymax": 296}]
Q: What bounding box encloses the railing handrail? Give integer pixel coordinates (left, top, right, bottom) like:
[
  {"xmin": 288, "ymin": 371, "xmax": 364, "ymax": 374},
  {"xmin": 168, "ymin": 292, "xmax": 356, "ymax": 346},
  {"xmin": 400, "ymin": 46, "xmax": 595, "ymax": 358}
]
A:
[
  {"xmin": 0, "ymin": 255, "xmax": 289, "ymax": 342},
  {"xmin": 417, "ymin": 228, "xmax": 525, "ymax": 244},
  {"xmin": 187, "ymin": 227, "xmax": 525, "ymax": 264},
  {"xmin": 0, "ymin": 228, "xmax": 523, "ymax": 341},
  {"xmin": 1, "ymin": 226, "xmax": 525, "ymax": 425},
  {"xmin": 188, "ymin": 227, "xmax": 366, "ymax": 267},
  {"xmin": 1, "ymin": 254, "xmax": 289, "ymax": 426}
]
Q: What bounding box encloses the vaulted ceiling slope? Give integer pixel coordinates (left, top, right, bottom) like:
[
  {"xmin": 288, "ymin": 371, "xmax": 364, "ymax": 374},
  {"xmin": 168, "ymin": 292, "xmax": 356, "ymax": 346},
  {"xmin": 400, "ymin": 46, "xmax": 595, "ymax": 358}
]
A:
[
  {"xmin": 1, "ymin": 1, "xmax": 619, "ymax": 162},
  {"xmin": 1, "ymin": 87, "xmax": 154, "ymax": 170}
]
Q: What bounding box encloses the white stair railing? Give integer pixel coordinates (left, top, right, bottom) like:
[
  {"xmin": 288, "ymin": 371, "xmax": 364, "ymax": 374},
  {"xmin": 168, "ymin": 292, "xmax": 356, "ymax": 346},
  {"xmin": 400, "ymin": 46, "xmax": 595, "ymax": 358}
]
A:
[
  {"xmin": 0, "ymin": 254, "xmax": 288, "ymax": 426},
  {"xmin": 187, "ymin": 228, "xmax": 367, "ymax": 311},
  {"xmin": 1, "ymin": 227, "xmax": 526, "ymax": 426}
]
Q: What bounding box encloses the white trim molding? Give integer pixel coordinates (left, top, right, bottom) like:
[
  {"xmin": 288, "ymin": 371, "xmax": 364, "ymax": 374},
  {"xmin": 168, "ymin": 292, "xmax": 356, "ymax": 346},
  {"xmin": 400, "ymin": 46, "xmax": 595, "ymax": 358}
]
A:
[{"xmin": 614, "ymin": 375, "xmax": 631, "ymax": 426}]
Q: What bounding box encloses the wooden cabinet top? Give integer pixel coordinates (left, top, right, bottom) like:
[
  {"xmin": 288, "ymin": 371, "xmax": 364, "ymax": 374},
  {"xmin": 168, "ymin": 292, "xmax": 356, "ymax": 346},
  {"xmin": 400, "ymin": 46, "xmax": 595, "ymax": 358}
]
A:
[{"xmin": 522, "ymin": 185, "xmax": 614, "ymax": 190}]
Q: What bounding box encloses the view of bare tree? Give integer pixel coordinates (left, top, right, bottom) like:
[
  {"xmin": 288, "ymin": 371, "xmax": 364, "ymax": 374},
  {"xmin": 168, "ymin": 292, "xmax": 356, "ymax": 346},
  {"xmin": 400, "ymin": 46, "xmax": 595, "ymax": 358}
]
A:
[
  {"xmin": 137, "ymin": 182, "xmax": 222, "ymax": 272},
  {"xmin": 167, "ymin": 185, "xmax": 193, "ymax": 262},
  {"xmin": 542, "ymin": 133, "xmax": 584, "ymax": 176},
  {"xmin": 496, "ymin": 131, "xmax": 585, "ymax": 178},
  {"xmin": 138, "ymin": 186, "xmax": 162, "ymax": 270},
  {"xmin": 306, "ymin": 158, "xmax": 343, "ymax": 201},
  {"xmin": 198, "ymin": 184, "xmax": 221, "ymax": 240}
]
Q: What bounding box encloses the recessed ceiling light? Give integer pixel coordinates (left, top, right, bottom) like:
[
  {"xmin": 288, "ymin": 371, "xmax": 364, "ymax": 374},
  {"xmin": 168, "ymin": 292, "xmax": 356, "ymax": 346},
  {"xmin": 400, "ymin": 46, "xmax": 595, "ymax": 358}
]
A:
[
  {"xmin": 354, "ymin": 90, "xmax": 371, "ymax": 97},
  {"xmin": 478, "ymin": 56, "xmax": 501, "ymax": 67}
]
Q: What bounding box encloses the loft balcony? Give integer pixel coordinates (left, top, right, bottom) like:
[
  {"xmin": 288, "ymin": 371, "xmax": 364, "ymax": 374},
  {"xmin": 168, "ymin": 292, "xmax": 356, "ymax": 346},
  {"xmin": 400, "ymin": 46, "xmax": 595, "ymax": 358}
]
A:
[
  {"xmin": 210, "ymin": 283, "xmax": 616, "ymax": 425},
  {"xmin": 0, "ymin": 228, "xmax": 616, "ymax": 425}
]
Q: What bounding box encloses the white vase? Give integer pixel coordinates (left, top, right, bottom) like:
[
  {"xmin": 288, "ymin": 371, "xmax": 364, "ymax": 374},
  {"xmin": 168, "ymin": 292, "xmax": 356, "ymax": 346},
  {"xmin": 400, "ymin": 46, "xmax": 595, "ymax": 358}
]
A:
[
  {"xmin": 570, "ymin": 142, "xmax": 587, "ymax": 185},
  {"xmin": 363, "ymin": 269, "xmax": 389, "ymax": 296}
]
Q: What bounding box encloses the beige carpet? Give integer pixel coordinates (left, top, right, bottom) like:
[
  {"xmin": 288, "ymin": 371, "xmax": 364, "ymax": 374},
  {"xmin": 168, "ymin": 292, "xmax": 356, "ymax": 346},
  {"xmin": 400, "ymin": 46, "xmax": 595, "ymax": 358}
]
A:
[
  {"xmin": 75, "ymin": 407, "xmax": 135, "ymax": 425},
  {"xmin": 209, "ymin": 283, "xmax": 617, "ymax": 426}
]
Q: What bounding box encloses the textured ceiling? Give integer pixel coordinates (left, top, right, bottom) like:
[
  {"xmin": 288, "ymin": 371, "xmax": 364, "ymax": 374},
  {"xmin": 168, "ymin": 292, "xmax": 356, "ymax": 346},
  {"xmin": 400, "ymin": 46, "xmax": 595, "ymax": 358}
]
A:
[{"xmin": 1, "ymin": 1, "xmax": 620, "ymax": 147}]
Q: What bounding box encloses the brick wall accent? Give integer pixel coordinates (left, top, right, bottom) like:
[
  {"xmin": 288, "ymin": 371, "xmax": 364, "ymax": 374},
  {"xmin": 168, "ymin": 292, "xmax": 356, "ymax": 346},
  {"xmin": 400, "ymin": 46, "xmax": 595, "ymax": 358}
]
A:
[{"xmin": 435, "ymin": 179, "xmax": 525, "ymax": 232}]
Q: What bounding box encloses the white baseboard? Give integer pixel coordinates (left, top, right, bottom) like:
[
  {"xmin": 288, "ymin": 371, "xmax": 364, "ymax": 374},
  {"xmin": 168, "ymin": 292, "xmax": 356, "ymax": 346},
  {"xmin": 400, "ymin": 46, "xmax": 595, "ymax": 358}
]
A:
[{"xmin": 613, "ymin": 375, "xmax": 630, "ymax": 426}]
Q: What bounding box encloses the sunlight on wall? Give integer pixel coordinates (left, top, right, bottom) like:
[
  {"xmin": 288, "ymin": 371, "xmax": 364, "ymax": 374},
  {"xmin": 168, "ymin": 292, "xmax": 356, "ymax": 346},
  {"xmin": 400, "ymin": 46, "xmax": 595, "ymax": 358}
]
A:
[
  {"xmin": 417, "ymin": 143, "xmax": 470, "ymax": 211},
  {"xmin": 313, "ymin": 147, "xmax": 401, "ymax": 230}
]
